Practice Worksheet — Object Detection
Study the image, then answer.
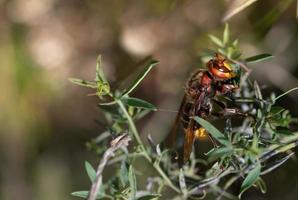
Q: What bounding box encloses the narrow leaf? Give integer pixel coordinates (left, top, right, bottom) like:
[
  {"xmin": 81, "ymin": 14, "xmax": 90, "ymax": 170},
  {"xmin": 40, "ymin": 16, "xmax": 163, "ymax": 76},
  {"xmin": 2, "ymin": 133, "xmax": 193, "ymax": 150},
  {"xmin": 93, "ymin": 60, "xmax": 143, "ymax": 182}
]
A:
[
  {"xmin": 95, "ymin": 55, "xmax": 108, "ymax": 83},
  {"xmin": 275, "ymin": 129, "xmax": 293, "ymax": 136},
  {"xmin": 69, "ymin": 78, "xmax": 97, "ymax": 88},
  {"xmin": 269, "ymin": 106, "xmax": 285, "ymax": 116},
  {"xmin": 193, "ymin": 117, "xmax": 232, "ymax": 147},
  {"xmin": 129, "ymin": 166, "xmax": 137, "ymax": 199},
  {"xmin": 223, "ymin": 0, "xmax": 258, "ymax": 21},
  {"xmin": 245, "ymin": 53, "xmax": 273, "ymax": 63},
  {"xmin": 208, "ymin": 147, "xmax": 233, "ymax": 161},
  {"xmin": 223, "ymin": 23, "xmax": 230, "ymax": 44},
  {"xmin": 122, "ymin": 59, "xmax": 158, "ymax": 97},
  {"xmin": 208, "ymin": 34, "xmax": 224, "ymax": 47},
  {"xmin": 121, "ymin": 97, "xmax": 156, "ymax": 111},
  {"xmin": 85, "ymin": 161, "xmax": 96, "ymax": 182},
  {"xmin": 119, "ymin": 160, "xmax": 129, "ymax": 186},
  {"xmin": 254, "ymin": 81, "xmax": 263, "ymax": 100},
  {"xmin": 239, "ymin": 163, "xmax": 261, "ymax": 198},
  {"xmin": 71, "ymin": 191, "xmax": 89, "ymax": 199},
  {"xmin": 232, "ymin": 39, "xmax": 238, "ymax": 47},
  {"xmin": 71, "ymin": 191, "xmax": 106, "ymax": 199}
]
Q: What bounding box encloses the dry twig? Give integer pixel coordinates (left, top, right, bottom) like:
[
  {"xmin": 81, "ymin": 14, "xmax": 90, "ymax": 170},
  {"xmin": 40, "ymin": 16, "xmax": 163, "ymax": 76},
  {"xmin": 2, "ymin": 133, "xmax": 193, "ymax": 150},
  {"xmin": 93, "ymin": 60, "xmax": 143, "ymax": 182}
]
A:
[{"xmin": 87, "ymin": 133, "xmax": 131, "ymax": 200}]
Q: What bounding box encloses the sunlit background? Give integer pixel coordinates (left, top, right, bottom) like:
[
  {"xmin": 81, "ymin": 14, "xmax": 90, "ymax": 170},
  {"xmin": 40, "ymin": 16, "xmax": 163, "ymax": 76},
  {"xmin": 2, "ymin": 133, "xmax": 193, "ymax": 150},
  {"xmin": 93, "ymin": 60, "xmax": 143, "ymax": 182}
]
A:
[{"xmin": 1, "ymin": 0, "xmax": 298, "ymax": 199}]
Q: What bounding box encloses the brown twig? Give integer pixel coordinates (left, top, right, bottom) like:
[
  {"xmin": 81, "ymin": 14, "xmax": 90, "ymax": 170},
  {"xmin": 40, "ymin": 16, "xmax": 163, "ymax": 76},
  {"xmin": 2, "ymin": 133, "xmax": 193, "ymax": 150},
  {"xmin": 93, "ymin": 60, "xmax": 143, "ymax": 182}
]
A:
[{"xmin": 87, "ymin": 133, "xmax": 131, "ymax": 200}]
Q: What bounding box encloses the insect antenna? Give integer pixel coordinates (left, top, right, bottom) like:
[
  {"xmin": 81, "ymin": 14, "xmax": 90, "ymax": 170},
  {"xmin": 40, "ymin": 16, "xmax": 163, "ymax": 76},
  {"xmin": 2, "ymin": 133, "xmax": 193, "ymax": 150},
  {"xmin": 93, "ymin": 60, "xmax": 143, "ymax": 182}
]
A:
[{"xmin": 155, "ymin": 108, "xmax": 179, "ymax": 113}]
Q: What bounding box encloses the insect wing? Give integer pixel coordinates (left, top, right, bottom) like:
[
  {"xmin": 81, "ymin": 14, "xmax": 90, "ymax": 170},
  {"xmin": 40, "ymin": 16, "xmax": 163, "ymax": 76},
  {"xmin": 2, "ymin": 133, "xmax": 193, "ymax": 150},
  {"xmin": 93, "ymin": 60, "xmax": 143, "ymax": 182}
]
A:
[
  {"xmin": 164, "ymin": 95, "xmax": 186, "ymax": 148},
  {"xmin": 183, "ymin": 119, "xmax": 195, "ymax": 163}
]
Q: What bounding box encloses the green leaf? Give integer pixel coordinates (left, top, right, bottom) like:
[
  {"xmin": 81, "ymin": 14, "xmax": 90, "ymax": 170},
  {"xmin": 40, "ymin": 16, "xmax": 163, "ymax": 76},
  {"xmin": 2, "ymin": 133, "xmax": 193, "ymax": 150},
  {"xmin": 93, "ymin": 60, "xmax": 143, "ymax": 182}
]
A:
[
  {"xmin": 85, "ymin": 161, "xmax": 96, "ymax": 182},
  {"xmin": 232, "ymin": 39, "xmax": 238, "ymax": 47},
  {"xmin": 275, "ymin": 129, "xmax": 293, "ymax": 135},
  {"xmin": 208, "ymin": 147, "xmax": 233, "ymax": 161},
  {"xmin": 119, "ymin": 160, "xmax": 129, "ymax": 187},
  {"xmin": 69, "ymin": 78, "xmax": 97, "ymax": 88},
  {"xmin": 255, "ymin": 177, "xmax": 267, "ymax": 194},
  {"xmin": 269, "ymin": 106, "xmax": 285, "ymax": 116},
  {"xmin": 71, "ymin": 191, "xmax": 89, "ymax": 199},
  {"xmin": 193, "ymin": 117, "xmax": 232, "ymax": 147},
  {"xmin": 71, "ymin": 191, "xmax": 106, "ymax": 199},
  {"xmin": 93, "ymin": 55, "xmax": 111, "ymax": 95},
  {"xmin": 245, "ymin": 53, "xmax": 273, "ymax": 63},
  {"xmin": 121, "ymin": 97, "xmax": 156, "ymax": 111},
  {"xmin": 254, "ymin": 81, "xmax": 263, "ymax": 100},
  {"xmin": 239, "ymin": 163, "xmax": 261, "ymax": 198},
  {"xmin": 95, "ymin": 55, "xmax": 108, "ymax": 83},
  {"xmin": 208, "ymin": 34, "xmax": 224, "ymax": 47},
  {"xmin": 137, "ymin": 194, "xmax": 161, "ymax": 200},
  {"xmin": 223, "ymin": 23, "xmax": 229, "ymax": 44},
  {"xmin": 122, "ymin": 59, "xmax": 158, "ymax": 97},
  {"xmin": 129, "ymin": 166, "xmax": 137, "ymax": 199}
]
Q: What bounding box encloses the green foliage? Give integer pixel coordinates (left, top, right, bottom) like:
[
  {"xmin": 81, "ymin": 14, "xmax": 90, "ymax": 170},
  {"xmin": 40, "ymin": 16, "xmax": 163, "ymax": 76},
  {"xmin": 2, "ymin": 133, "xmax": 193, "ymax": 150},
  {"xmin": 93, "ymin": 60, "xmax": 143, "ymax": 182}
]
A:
[
  {"xmin": 239, "ymin": 163, "xmax": 261, "ymax": 198},
  {"xmin": 71, "ymin": 191, "xmax": 90, "ymax": 199},
  {"xmin": 193, "ymin": 117, "xmax": 232, "ymax": 147},
  {"xmin": 85, "ymin": 161, "xmax": 97, "ymax": 183},
  {"xmin": 121, "ymin": 97, "xmax": 157, "ymax": 111},
  {"xmin": 245, "ymin": 53, "xmax": 274, "ymax": 63},
  {"xmin": 121, "ymin": 59, "xmax": 158, "ymax": 97},
  {"xmin": 70, "ymin": 24, "xmax": 298, "ymax": 200},
  {"xmin": 71, "ymin": 191, "xmax": 109, "ymax": 199},
  {"xmin": 206, "ymin": 24, "xmax": 242, "ymax": 60},
  {"xmin": 69, "ymin": 78, "xmax": 98, "ymax": 88},
  {"xmin": 128, "ymin": 166, "xmax": 137, "ymax": 199}
]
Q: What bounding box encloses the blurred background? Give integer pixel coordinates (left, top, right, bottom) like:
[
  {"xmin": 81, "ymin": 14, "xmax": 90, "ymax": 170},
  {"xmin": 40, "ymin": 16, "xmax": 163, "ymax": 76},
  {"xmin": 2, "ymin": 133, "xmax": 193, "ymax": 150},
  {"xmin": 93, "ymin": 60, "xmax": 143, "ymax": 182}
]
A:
[{"xmin": 1, "ymin": 0, "xmax": 298, "ymax": 199}]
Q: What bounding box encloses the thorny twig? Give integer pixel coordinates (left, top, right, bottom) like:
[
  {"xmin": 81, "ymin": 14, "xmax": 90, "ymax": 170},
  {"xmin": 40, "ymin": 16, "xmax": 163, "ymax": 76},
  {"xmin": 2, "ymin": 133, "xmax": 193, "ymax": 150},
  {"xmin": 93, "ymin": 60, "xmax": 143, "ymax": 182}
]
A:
[{"xmin": 87, "ymin": 133, "xmax": 131, "ymax": 200}]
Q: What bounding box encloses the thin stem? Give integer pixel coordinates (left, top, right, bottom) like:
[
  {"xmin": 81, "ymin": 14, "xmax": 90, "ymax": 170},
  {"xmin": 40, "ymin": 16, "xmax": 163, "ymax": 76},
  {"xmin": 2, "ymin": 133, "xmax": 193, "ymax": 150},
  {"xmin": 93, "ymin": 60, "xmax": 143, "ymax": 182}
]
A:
[
  {"xmin": 154, "ymin": 164, "xmax": 180, "ymax": 193},
  {"xmin": 117, "ymin": 99, "xmax": 151, "ymax": 161},
  {"xmin": 116, "ymin": 99, "xmax": 180, "ymax": 193}
]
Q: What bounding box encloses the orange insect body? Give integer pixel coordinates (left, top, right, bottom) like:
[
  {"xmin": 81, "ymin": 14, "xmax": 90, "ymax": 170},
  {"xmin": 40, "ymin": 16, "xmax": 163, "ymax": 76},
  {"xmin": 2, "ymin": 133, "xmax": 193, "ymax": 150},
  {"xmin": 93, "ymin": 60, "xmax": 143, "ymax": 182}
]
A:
[{"xmin": 167, "ymin": 53, "xmax": 240, "ymax": 164}]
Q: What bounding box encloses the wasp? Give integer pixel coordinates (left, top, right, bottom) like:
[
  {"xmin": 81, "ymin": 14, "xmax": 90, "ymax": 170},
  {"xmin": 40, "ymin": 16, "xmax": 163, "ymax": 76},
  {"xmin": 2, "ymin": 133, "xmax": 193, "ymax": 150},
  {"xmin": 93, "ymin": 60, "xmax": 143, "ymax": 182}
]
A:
[{"xmin": 166, "ymin": 53, "xmax": 244, "ymax": 163}]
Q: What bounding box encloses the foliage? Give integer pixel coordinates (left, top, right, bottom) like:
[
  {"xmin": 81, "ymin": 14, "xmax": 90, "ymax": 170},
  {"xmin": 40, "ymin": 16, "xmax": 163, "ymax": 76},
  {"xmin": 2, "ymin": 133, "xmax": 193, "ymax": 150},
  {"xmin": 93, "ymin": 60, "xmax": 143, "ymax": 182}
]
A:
[{"xmin": 70, "ymin": 25, "xmax": 298, "ymax": 200}]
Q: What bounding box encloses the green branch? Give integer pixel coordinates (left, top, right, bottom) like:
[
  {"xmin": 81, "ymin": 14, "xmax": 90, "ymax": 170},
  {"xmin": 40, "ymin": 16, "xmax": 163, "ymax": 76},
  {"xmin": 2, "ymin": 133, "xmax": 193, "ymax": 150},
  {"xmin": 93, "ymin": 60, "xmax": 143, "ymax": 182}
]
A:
[{"xmin": 116, "ymin": 99, "xmax": 180, "ymax": 193}]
